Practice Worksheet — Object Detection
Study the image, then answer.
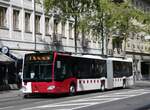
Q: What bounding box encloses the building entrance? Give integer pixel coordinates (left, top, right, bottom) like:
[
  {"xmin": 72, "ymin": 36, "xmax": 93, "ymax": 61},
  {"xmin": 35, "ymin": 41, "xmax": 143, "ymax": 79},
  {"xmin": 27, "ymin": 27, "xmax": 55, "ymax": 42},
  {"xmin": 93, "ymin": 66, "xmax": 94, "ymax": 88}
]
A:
[{"xmin": 141, "ymin": 62, "xmax": 150, "ymax": 80}]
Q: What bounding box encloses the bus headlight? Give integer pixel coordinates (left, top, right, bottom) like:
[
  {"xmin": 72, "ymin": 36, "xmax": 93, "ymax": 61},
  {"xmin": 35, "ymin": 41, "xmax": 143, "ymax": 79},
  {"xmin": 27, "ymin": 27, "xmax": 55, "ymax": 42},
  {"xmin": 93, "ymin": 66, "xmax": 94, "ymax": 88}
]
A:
[{"xmin": 47, "ymin": 85, "xmax": 55, "ymax": 90}]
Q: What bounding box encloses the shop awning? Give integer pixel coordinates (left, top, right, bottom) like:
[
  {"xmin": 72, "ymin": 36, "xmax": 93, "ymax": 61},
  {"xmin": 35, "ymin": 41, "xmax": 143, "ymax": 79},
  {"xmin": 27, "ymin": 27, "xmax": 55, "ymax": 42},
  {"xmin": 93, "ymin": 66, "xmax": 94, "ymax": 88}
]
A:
[
  {"xmin": 9, "ymin": 50, "xmax": 35, "ymax": 60},
  {"xmin": 0, "ymin": 52, "xmax": 14, "ymax": 63}
]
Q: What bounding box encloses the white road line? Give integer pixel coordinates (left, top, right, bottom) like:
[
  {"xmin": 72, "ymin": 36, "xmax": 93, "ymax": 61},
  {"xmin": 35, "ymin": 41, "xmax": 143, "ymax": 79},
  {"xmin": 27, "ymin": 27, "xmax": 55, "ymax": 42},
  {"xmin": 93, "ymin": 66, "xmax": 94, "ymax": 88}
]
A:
[
  {"xmin": 71, "ymin": 98, "xmax": 121, "ymax": 110},
  {"xmin": 114, "ymin": 89, "xmax": 147, "ymax": 95},
  {"xmin": 68, "ymin": 97, "xmax": 121, "ymax": 103},
  {"xmin": 72, "ymin": 92, "xmax": 150, "ymax": 110},
  {"xmin": 0, "ymin": 106, "xmax": 14, "ymax": 110},
  {"xmin": 21, "ymin": 89, "xmax": 150, "ymax": 110},
  {"xmin": 57, "ymin": 109, "xmax": 71, "ymax": 110},
  {"xmin": 71, "ymin": 103, "xmax": 99, "ymax": 110},
  {"xmin": 56, "ymin": 109, "xmax": 71, "ymax": 110},
  {"xmin": 21, "ymin": 102, "xmax": 97, "ymax": 110},
  {"xmin": 82, "ymin": 97, "xmax": 121, "ymax": 101},
  {"xmin": 32, "ymin": 89, "xmax": 150, "ymax": 105}
]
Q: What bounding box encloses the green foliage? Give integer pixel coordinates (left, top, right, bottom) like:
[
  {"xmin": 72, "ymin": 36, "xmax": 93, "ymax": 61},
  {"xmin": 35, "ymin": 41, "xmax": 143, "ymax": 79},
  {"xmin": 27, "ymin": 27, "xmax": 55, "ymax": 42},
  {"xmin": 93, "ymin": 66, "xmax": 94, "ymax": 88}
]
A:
[
  {"xmin": 44, "ymin": 0, "xmax": 149, "ymax": 53},
  {"xmin": 105, "ymin": 1, "xmax": 147, "ymax": 39},
  {"xmin": 44, "ymin": 0, "xmax": 93, "ymax": 18},
  {"xmin": 44, "ymin": 0, "xmax": 95, "ymax": 53},
  {"xmin": 142, "ymin": 12, "xmax": 150, "ymax": 34}
]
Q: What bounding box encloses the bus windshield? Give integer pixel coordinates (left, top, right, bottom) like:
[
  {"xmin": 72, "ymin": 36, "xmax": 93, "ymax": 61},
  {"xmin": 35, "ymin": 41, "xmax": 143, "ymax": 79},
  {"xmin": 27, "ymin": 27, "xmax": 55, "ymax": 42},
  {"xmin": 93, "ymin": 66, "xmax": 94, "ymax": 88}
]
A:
[{"xmin": 23, "ymin": 61, "xmax": 52, "ymax": 82}]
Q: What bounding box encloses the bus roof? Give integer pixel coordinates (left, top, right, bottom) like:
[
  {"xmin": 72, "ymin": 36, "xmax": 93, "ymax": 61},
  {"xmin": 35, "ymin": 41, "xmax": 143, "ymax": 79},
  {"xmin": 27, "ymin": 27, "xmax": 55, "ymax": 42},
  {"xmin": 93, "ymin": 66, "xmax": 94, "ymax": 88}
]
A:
[
  {"xmin": 107, "ymin": 57, "xmax": 132, "ymax": 62},
  {"xmin": 71, "ymin": 54, "xmax": 106, "ymax": 60},
  {"xmin": 24, "ymin": 51, "xmax": 132, "ymax": 62}
]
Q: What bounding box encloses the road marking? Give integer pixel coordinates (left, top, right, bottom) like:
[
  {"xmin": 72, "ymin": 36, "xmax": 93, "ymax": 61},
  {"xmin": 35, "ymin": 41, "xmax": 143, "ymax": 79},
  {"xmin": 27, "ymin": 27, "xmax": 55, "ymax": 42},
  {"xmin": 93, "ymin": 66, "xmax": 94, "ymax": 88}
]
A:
[
  {"xmin": 21, "ymin": 89, "xmax": 150, "ymax": 110},
  {"xmin": 21, "ymin": 102, "xmax": 97, "ymax": 110},
  {"xmin": 58, "ymin": 109, "xmax": 72, "ymax": 110},
  {"xmin": 0, "ymin": 106, "xmax": 14, "ymax": 110}
]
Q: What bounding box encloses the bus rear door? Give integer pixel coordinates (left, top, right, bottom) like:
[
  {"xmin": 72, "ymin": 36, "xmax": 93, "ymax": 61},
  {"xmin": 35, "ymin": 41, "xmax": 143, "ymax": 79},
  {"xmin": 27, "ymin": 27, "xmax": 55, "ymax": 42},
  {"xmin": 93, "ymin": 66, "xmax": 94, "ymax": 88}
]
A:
[{"xmin": 107, "ymin": 60, "xmax": 113, "ymax": 89}]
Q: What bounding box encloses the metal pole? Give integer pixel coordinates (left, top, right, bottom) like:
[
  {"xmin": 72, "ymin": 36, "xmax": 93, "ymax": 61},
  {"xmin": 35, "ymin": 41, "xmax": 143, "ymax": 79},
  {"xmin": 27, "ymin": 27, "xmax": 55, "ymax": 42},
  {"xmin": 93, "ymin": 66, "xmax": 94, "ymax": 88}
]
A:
[
  {"xmin": 101, "ymin": 10, "xmax": 104, "ymax": 55},
  {"xmin": 33, "ymin": 0, "xmax": 36, "ymax": 51},
  {"xmin": 74, "ymin": 15, "xmax": 77, "ymax": 54}
]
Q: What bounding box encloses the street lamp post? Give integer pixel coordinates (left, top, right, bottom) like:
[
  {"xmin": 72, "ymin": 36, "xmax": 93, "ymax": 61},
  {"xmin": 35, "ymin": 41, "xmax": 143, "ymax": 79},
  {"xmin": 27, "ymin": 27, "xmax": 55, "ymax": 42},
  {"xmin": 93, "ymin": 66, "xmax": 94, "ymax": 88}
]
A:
[
  {"xmin": 74, "ymin": 15, "xmax": 77, "ymax": 54},
  {"xmin": 33, "ymin": 0, "xmax": 36, "ymax": 51}
]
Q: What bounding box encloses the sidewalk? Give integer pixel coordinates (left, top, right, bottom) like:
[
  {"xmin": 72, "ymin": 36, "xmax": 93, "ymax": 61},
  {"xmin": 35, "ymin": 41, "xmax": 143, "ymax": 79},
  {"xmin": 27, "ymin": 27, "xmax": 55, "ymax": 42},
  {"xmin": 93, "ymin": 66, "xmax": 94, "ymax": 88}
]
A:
[
  {"xmin": 0, "ymin": 80, "xmax": 150, "ymax": 99},
  {"xmin": 0, "ymin": 84, "xmax": 19, "ymax": 91},
  {"xmin": 0, "ymin": 90, "xmax": 22, "ymax": 99},
  {"xmin": 134, "ymin": 80, "xmax": 150, "ymax": 88}
]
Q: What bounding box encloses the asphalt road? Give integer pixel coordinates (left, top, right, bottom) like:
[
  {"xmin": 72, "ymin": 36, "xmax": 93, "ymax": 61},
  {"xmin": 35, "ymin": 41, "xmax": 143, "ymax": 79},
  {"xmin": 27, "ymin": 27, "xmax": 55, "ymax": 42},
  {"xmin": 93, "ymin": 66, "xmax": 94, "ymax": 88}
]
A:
[{"xmin": 1, "ymin": 81, "xmax": 150, "ymax": 110}]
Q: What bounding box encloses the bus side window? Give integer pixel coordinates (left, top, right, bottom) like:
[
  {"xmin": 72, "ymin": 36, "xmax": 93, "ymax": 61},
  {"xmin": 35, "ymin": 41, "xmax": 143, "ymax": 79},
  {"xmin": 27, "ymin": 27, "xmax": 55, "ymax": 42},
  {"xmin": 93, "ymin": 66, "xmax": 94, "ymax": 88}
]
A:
[
  {"xmin": 62, "ymin": 59, "xmax": 73, "ymax": 78},
  {"xmin": 34, "ymin": 65, "xmax": 39, "ymax": 79},
  {"xmin": 62, "ymin": 65, "xmax": 66, "ymax": 75},
  {"xmin": 75, "ymin": 64, "xmax": 81, "ymax": 78},
  {"xmin": 113, "ymin": 62, "xmax": 120, "ymax": 78},
  {"xmin": 72, "ymin": 65, "xmax": 78, "ymax": 78},
  {"xmin": 66, "ymin": 63, "xmax": 73, "ymax": 77}
]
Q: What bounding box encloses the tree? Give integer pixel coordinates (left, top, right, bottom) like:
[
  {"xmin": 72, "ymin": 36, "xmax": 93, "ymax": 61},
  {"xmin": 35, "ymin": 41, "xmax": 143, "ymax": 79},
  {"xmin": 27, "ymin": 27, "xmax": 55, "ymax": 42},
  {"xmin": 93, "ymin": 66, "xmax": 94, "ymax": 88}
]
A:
[
  {"xmin": 143, "ymin": 12, "xmax": 150, "ymax": 35},
  {"xmin": 143, "ymin": 12, "xmax": 150, "ymax": 52},
  {"xmin": 111, "ymin": 1, "xmax": 149, "ymax": 56},
  {"xmin": 44, "ymin": 0, "xmax": 93, "ymax": 53},
  {"xmin": 85, "ymin": 0, "xmax": 148, "ymax": 56},
  {"xmin": 79, "ymin": 0, "xmax": 117, "ymax": 55},
  {"xmin": 44, "ymin": 0, "xmax": 149, "ymax": 56}
]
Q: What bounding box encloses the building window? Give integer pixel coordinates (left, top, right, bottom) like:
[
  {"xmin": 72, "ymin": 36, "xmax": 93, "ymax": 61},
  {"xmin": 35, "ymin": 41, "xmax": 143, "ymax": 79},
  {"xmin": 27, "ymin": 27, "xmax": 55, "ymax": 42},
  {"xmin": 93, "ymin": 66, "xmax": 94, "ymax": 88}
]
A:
[
  {"xmin": 145, "ymin": 46, "xmax": 147, "ymax": 50},
  {"xmin": 137, "ymin": 45, "xmax": 140, "ymax": 49},
  {"xmin": 35, "ymin": 15, "xmax": 41, "ymax": 33},
  {"xmin": 69, "ymin": 22, "xmax": 73, "ymax": 38},
  {"xmin": 127, "ymin": 43, "xmax": 130, "ymax": 48},
  {"xmin": 0, "ymin": 7, "xmax": 7, "ymax": 27},
  {"xmin": 132, "ymin": 44, "xmax": 135, "ymax": 48},
  {"xmin": 13, "ymin": 10, "xmax": 19, "ymax": 30},
  {"xmin": 25, "ymin": 13, "xmax": 31, "ymax": 32},
  {"xmin": 45, "ymin": 17, "xmax": 50, "ymax": 35},
  {"xmin": 141, "ymin": 45, "xmax": 143, "ymax": 50},
  {"xmin": 61, "ymin": 21, "xmax": 66, "ymax": 37},
  {"xmin": 146, "ymin": 7, "xmax": 150, "ymax": 12},
  {"xmin": 54, "ymin": 19, "xmax": 58, "ymax": 34}
]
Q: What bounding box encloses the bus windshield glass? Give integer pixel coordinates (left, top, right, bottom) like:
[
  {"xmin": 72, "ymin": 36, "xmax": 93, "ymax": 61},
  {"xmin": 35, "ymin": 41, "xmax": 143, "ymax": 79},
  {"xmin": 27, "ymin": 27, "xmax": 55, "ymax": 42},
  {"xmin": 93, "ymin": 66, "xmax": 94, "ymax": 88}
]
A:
[{"xmin": 23, "ymin": 53, "xmax": 53, "ymax": 82}]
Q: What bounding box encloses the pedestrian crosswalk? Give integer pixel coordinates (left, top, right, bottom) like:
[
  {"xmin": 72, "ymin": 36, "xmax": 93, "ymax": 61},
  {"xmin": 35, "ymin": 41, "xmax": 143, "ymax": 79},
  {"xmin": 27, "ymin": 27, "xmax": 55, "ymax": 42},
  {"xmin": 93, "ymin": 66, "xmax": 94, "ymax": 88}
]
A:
[{"xmin": 20, "ymin": 89, "xmax": 150, "ymax": 110}]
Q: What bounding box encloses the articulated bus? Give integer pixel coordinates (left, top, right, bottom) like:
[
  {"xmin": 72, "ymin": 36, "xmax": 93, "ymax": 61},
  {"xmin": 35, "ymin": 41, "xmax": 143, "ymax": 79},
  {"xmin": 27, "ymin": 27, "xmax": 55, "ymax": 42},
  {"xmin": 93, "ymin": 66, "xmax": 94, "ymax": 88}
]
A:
[{"xmin": 22, "ymin": 51, "xmax": 133, "ymax": 97}]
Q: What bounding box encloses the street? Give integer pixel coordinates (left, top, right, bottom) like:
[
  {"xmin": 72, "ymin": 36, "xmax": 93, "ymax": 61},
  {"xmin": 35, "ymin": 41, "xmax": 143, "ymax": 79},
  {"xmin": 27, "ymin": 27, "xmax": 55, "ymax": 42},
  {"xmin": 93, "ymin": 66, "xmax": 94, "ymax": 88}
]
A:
[{"xmin": 0, "ymin": 81, "xmax": 150, "ymax": 110}]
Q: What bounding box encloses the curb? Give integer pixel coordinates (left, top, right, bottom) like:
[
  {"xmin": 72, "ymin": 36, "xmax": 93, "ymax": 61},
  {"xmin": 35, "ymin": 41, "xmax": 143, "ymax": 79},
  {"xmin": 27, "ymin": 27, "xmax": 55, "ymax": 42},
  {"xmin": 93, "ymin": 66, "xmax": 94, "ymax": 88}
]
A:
[
  {"xmin": 0, "ymin": 84, "xmax": 19, "ymax": 91},
  {"xmin": 0, "ymin": 90, "xmax": 22, "ymax": 99}
]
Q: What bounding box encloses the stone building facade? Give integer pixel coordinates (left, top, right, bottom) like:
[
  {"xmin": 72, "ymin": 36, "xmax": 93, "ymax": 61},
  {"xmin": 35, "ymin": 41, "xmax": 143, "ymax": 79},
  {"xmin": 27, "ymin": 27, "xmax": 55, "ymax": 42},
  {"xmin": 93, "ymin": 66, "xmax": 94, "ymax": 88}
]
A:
[
  {"xmin": 0, "ymin": 0, "xmax": 105, "ymax": 90},
  {"xmin": 0, "ymin": 0, "xmax": 149, "ymax": 90}
]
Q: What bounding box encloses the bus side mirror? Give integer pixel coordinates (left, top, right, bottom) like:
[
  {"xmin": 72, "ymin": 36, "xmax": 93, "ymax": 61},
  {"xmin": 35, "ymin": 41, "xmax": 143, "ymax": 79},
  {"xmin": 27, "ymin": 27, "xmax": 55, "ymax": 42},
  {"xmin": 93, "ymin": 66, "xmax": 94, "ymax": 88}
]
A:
[{"xmin": 57, "ymin": 61, "xmax": 61, "ymax": 69}]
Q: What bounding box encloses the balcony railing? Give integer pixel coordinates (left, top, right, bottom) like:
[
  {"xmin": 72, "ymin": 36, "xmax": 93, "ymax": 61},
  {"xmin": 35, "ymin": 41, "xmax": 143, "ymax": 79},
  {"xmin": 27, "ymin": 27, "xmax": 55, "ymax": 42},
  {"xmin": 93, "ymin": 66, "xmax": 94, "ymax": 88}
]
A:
[
  {"xmin": 107, "ymin": 49, "xmax": 113, "ymax": 56},
  {"xmin": 53, "ymin": 33, "xmax": 62, "ymax": 45}
]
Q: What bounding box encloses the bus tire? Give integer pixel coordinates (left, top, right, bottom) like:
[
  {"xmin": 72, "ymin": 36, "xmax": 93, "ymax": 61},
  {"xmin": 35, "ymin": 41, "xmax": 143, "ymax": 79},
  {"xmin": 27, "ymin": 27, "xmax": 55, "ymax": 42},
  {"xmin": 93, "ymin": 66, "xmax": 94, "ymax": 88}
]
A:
[
  {"xmin": 101, "ymin": 84, "xmax": 105, "ymax": 92},
  {"xmin": 69, "ymin": 84, "xmax": 76, "ymax": 96},
  {"xmin": 23, "ymin": 94, "xmax": 29, "ymax": 98}
]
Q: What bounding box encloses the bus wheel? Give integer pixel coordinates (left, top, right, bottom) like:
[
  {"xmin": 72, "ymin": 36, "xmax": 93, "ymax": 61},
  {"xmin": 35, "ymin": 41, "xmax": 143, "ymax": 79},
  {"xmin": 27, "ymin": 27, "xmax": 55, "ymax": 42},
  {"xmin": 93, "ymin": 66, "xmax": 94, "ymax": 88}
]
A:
[
  {"xmin": 101, "ymin": 84, "xmax": 105, "ymax": 92},
  {"xmin": 23, "ymin": 94, "xmax": 29, "ymax": 98},
  {"xmin": 69, "ymin": 84, "xmax": 76, "ymax": 96}
]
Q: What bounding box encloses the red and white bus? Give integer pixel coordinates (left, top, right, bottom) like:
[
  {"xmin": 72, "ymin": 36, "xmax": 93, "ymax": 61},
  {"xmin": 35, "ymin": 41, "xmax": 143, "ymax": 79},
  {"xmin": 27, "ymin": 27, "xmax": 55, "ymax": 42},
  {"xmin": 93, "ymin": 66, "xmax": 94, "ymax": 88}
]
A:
[{"xmin": 22, "ymin": 51, "xmax": 133, "ymax": 97}]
